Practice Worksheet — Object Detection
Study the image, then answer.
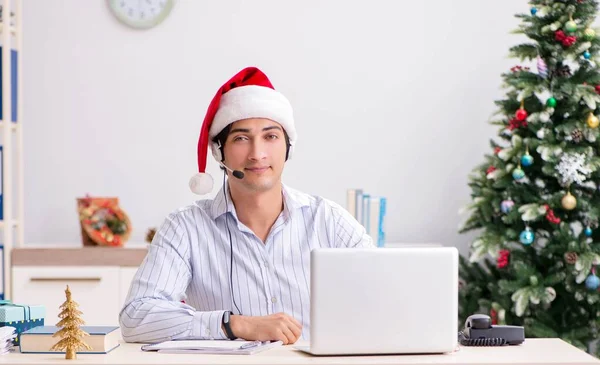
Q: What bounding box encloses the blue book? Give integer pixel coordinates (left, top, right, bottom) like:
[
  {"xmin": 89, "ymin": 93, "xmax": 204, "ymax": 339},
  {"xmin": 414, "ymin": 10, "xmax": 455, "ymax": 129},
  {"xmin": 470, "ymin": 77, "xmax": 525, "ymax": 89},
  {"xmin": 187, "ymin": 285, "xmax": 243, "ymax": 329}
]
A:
[
  {"xmin": 19, "ymin": 326, "xmax": 120, "ymax": 354},
  {"xmin": 361, "ymin": 194, "xmax": 370, "ymax": 229},
  {"xmin": 0, "ymin": 47, "xmax": 17, "ymax": 122},
  {"xmin": 0, "ymin": 145, "xmax": 3, "ymax": 221},
  {"xmin": 377, "ymin": 197, "xmax": 387, "ymax": 247},
  {"xmin": 0, "ymin": 244, "xmax": 3, "ymax": 300}
]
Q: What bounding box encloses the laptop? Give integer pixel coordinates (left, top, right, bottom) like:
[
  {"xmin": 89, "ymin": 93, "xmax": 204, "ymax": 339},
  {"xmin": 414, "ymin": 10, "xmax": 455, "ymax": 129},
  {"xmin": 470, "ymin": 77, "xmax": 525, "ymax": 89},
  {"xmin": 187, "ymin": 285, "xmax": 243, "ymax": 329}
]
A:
[{"xmin": 296, "ymin": 246, "xmax": 458, "ymax": 355}]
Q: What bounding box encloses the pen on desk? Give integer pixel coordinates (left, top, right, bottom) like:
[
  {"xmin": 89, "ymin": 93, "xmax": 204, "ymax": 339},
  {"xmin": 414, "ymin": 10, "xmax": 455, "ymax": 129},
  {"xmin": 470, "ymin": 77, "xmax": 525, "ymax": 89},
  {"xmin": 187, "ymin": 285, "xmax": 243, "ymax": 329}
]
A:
[{"xmin": 239, "ymin": 340, "xmax": 266, "ymax": 349}]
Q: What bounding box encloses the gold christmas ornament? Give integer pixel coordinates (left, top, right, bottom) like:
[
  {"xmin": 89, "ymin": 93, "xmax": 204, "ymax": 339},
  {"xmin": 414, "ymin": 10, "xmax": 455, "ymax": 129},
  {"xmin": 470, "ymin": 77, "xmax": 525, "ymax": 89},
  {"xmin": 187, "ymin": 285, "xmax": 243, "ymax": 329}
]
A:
[
  {"xmin": 561, "ymin": 191, "xmax": 577, "ymax": 210},
  {"xmin": 587, "ymin": 112, "xmax": 599, "ymax": 128},
  {"xmin": 584, "ymin": 27, "xmax": 596, "ymax": 40},
  {"xmin": 50, "ymin": 285, "xmax": 92, "ymax": 359}
]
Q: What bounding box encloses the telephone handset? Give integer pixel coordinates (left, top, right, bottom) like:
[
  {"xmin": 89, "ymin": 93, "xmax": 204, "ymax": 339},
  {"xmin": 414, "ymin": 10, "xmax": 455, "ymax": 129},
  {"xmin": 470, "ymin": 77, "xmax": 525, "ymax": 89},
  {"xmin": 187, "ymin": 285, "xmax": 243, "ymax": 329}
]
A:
[{"xmin": 458, "ymin": 314, "xmax": 525, "ymax": 346}]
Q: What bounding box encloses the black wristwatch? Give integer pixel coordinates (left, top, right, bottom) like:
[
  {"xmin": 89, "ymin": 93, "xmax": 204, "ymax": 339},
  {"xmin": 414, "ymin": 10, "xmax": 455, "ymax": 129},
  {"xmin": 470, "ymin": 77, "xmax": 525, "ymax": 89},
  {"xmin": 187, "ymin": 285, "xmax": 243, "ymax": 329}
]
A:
[{"xmin": 222, "ymin": 311, "xmax": 237, "ymax": 340}]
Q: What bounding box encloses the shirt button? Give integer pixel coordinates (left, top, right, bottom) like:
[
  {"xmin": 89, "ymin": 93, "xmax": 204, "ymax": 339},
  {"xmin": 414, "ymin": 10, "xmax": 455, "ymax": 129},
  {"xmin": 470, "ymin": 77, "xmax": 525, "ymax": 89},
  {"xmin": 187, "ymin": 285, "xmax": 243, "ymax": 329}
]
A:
[
  {"xmin": 264, "ymin": 261, "xmax": 269, "ymax": 268},
  {"xmin": 271, "ymin": 297, "xmax": 278, "ymax": 303}
]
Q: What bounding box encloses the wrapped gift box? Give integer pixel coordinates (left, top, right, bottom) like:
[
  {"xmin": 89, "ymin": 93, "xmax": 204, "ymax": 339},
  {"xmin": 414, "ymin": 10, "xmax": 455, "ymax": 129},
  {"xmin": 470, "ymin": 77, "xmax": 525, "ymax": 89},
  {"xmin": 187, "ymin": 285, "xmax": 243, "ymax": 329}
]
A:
[{"xmin": 0, "ymin": 301, "xmax": 45, "ymax": 346}]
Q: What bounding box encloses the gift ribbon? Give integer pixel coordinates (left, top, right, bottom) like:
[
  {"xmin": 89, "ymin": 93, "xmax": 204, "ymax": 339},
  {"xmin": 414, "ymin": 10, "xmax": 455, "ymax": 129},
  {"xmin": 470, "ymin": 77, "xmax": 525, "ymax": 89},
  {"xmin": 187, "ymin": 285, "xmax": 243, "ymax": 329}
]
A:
[{"xmin": 0, "ymin": 300, "xmax": 31, "ymax": 321}]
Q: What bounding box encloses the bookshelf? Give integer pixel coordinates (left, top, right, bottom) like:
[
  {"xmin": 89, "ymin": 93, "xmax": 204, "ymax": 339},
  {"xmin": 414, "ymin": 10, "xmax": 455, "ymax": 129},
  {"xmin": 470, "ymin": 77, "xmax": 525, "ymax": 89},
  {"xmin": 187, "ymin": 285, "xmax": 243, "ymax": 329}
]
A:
[{"xmin": 0, "ymin": 0, "xmax": 24, "ymax": 301}]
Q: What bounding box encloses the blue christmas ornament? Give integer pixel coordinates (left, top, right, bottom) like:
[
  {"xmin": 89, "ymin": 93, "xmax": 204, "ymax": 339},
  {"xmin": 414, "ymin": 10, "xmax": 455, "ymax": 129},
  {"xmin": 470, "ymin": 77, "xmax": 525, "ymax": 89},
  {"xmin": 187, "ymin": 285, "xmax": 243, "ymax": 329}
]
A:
[
  {"xmin": 585, "ymin": 227, "xmax": 593, "ymax": 237},
  {"xmin": 519, "ymin": 228, "xmax": 535, "ymax": 245},
  {"xmin": 513, "ymin": 167, "xmax": 525, "ymax": 180},
  {"xmin": 585, "ymin": 274, "xmax": 600, "ymax": 290},
  {"xmin": 501, "ymin": 200, "xmax": 515, "ymax": 214},
  {"xmin": 521, "ymin": 154, "xmax": 534, "ymax": 167},
  {"xmin": 584, "ymin": 51, "xmax": 591, "ymax": 60},
  {"xmin": 530, "ymin": 7, "xmax": 537, "ymax": 15}
]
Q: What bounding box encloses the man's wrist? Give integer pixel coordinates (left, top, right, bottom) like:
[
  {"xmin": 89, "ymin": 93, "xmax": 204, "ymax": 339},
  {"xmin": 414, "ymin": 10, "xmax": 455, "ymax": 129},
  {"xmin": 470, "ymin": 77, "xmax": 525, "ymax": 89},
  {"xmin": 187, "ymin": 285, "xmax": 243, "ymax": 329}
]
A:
[{"xmin": 230, "ymin": 314, "xmax": 245, "ymax": 339}]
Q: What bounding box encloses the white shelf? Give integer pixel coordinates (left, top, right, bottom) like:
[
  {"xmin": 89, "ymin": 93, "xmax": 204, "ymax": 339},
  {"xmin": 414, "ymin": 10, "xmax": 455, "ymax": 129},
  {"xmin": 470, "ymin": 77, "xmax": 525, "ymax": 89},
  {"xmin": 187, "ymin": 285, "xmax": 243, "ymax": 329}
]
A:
[
  {"xmin": 1, "ymin": 0, "xmax": 23, "ymax": 301},
  {"xmin": 0, "ymin": 220, "xmax": 18, "ymax": 228},
  {"xmin": 0, "ymin": 23, "xmax": 16, "ymax": 35},
  {"xmin": 0, "ymin": 121, "xmax": 18, "ymax": 131}
]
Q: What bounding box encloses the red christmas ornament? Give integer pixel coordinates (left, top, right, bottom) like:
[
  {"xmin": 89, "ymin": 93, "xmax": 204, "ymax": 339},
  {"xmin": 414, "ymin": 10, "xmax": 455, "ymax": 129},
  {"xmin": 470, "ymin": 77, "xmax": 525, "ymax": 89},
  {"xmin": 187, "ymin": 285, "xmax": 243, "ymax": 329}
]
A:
[
  {"xmin": 508, "ymin": 118, "xmax": 528, "ymax": 130},
  {"xmin": 486, "ymin": 166, "xmax": 497, "ymax": 175},
  {"xmin": 490, "ymin": 308, "xmax": 498, "ymax": 325},
  {"xmin": 510, "ymin": 65, "xmax": 530, "ymax": 72},
  {"xmin": 562, "ymin": 36, "xmax": 577, "ymax": 47},
  {"xmin": 497, "ymin": 249, "xmax": 510, "ymax": 269},
  {"xmin": 516, "ymin": 108, "xmax": 528, "ymax": 121},
  {"xmin": 555, "ymin": 30, "xmax": 566, "ymax": 42},
  {"xmin": 494, "ymin": 146, "xmax": 502, "ymax": 154},
  {"xmin": 595, "ymin": 85, "xmax": 600, "ymax": 94},
  {"xmin": 544, "ymin": 204, "xmax": 561, "ymax": 224}
]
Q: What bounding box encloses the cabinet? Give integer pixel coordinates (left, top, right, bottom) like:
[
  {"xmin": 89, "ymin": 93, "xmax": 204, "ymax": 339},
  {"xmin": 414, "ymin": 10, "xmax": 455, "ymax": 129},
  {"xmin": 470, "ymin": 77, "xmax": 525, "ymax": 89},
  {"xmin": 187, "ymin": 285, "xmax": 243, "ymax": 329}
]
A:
[
  {"xmin": 11, "ymin": 247, "xmax": 147, "ymax": 325},
  {"xmin": 12, "ymin": 265, "xmax": 140, "ymax": 326}
]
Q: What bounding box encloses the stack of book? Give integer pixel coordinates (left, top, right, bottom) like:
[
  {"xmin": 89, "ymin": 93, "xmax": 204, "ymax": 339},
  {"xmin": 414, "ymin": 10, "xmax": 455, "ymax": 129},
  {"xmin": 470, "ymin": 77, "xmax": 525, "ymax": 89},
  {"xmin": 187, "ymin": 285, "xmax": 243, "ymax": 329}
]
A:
[
  {"xmin": 0, "ymin": 326, "xmax": 16, "ymax": 354},
  {"xmin": 346, "ymin": 189, "xmax": 386, "ymax": 247}
]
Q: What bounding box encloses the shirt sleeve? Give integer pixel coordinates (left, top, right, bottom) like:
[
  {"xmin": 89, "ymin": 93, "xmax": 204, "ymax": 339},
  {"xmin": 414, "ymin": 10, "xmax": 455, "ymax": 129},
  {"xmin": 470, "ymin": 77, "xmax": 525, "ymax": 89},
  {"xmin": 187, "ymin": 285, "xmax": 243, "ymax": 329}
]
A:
[
  {"xmin": 118, "ymin": 211, "xmax": 228, "ymax": 343},
  {"xmin": 330, "ymin": 202, "xmax": 376, "ymax": 248}
]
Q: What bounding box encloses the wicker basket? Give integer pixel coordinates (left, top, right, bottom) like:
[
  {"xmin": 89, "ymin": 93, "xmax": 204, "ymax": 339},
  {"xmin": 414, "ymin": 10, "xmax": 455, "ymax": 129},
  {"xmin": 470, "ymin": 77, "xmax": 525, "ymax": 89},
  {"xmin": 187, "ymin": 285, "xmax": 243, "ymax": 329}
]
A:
[{"xmin": 77, "ymin": 197, "xmax": 132, "ymax": 247}]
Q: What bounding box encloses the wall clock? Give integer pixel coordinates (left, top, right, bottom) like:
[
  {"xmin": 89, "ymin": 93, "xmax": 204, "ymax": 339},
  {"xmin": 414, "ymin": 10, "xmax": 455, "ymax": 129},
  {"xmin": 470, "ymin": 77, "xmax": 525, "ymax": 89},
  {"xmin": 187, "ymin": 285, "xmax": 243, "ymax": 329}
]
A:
[{"xmin": 107, "ymin": 0, "xmax": 175, "ymax": 29}]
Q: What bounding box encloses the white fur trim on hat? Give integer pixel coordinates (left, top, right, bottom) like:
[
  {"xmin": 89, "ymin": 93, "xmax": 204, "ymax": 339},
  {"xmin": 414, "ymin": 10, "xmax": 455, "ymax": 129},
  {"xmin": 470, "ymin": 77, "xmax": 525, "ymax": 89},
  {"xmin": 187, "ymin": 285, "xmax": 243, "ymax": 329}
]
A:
[
  {"xmin": 189, "ymin": 172, "xmax": 214, "ymax": 195},
  {"xmin": 209, "ymin": 85, "xmax": 297, "ymax": 143}
]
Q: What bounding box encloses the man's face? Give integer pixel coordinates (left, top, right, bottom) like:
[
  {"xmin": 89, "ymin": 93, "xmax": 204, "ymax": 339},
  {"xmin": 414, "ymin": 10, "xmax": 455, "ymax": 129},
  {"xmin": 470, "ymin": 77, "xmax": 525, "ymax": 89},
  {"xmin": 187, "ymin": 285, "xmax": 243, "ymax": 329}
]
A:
[{"xmin": 222, "ymin": 118, "xmax": 287, "ymax": 193}]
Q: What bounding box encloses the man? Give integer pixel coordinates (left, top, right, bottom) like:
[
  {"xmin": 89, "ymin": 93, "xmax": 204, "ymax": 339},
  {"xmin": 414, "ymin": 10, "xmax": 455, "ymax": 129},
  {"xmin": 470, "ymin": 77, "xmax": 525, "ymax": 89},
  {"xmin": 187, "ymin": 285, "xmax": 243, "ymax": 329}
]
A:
[{"xmin": 119, "ymin": 67, "xmax": 374, "ymax": 345}]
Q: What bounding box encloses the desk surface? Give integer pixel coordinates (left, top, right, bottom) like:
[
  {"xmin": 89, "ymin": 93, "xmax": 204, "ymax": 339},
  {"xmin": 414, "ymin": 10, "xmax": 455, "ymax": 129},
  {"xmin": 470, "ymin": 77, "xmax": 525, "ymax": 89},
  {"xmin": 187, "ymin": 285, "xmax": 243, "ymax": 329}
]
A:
[{"xmin": 1, "ymin": 338, "xmax": 598, "ymax": 365}]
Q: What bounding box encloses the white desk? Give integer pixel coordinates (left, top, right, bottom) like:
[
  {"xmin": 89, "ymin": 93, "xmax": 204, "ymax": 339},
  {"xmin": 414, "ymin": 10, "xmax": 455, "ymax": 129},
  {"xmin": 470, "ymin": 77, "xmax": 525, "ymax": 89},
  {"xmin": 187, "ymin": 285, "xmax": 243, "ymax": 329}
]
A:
[{"xmin": 1, "ymin": 337, "xmax": 599, "ymax": 365}]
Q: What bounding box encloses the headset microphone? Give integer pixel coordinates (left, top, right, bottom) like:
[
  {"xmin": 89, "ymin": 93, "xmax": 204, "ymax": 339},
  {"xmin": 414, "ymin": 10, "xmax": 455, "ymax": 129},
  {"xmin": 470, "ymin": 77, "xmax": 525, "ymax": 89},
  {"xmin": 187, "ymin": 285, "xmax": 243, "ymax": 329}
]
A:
[{"xmin": 219, "ymin": 162, "xmax": 244, "ymax": 179}]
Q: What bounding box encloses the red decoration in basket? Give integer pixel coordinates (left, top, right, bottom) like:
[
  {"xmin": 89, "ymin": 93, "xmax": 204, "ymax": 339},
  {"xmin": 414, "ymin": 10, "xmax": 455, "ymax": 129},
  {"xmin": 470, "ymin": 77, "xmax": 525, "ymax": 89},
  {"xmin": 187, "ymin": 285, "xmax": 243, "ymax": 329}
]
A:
[{"xmin": 77, "ymin": 196, "xmax": 132, "ymax": 247}]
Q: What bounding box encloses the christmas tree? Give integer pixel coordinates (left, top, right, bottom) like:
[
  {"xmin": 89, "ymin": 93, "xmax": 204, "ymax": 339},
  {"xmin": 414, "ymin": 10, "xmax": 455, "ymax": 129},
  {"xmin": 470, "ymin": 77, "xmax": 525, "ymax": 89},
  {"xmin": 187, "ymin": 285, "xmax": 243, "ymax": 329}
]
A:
[
  {"xmin": 460, "ymin": 0, "xmax": 600, "ymax": 356},
  {"xmin": 50, "ymin": 285, "xmax": 92, "ymax": 359}
]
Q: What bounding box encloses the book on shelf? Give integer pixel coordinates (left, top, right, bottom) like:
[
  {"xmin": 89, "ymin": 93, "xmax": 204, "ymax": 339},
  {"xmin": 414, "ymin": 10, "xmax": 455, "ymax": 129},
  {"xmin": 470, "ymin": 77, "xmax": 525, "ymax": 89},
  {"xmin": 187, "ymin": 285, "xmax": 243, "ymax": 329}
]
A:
[
  {"xmin": 0, "ymin": 145, "xmax": 3, "ymax": 221},
  {"xmin": 0, "ymin": 244, "xmax": 3, "ymax": 300},
  {"xmin": 346, "ymin": 189, "xmax": 386, "ymax": 247},
  {"xmin": 0, "ymin": 47, "xmax": 17, "ymax": 123}
]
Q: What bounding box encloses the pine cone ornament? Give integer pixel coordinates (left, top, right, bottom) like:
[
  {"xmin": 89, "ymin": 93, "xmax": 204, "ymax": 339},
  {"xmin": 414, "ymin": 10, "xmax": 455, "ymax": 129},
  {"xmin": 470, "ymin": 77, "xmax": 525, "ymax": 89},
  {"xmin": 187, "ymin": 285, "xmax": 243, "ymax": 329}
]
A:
[
  {"xmin": 553, "ymin": 64, "xmax": 572, "ymax": 77},
  {"xmin": 565, "ymin": 252, "xmax": 578, "ymax": 265},
  {"xmin": 571, "ymin": 129, "xmax": 583, "ymax": 143},
  {"xmin": 145, "ymin": 227, "xmax": 157, "ymax": 243}
]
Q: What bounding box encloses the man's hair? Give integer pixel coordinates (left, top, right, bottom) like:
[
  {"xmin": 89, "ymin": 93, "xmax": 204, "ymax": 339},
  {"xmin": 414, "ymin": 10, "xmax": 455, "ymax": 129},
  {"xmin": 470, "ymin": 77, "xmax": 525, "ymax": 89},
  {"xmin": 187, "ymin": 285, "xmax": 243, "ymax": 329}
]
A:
[{"xmin": 212, "ymin": 123, "xmax": 291, "ymax": 163}]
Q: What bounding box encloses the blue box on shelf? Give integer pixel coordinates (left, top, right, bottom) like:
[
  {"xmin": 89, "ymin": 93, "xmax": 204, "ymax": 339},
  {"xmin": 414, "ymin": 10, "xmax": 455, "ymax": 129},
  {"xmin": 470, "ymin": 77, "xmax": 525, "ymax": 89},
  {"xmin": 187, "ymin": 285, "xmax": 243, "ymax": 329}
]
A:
[
  {"xmin": 0, "ymin": 46, "xmax": 17, "ymax": 122},
  {"xmin": 0, "ymin": 301, "xmax": 45, "ymax": 346}
]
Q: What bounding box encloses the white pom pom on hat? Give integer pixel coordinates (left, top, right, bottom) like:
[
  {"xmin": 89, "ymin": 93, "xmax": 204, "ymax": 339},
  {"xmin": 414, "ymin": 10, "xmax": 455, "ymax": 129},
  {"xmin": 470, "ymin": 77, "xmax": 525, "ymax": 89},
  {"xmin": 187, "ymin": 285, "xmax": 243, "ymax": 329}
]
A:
[
  {"xmin": 189, "ymin": 172, "xmax": 214, "ymax": 195},
  {"xmin": 190, "ymin": 66, "xmax": 297, "ymax": 195}
]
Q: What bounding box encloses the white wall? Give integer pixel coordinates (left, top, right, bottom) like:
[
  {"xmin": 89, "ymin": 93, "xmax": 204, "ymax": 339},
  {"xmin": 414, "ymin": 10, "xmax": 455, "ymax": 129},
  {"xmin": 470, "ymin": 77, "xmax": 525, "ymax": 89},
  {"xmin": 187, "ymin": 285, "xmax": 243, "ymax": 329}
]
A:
[{"xmin": 22, "ymin": 0, "xmax": 530, "ymax": 254}]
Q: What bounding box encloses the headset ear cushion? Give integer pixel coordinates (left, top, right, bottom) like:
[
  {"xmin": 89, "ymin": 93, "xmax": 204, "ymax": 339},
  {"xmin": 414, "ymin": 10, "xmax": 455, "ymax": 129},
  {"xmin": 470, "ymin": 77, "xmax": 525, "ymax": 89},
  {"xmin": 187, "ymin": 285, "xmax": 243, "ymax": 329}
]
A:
[{"xmin": 211, "ymin": 142, "xmax": 223, "ymax": 162}]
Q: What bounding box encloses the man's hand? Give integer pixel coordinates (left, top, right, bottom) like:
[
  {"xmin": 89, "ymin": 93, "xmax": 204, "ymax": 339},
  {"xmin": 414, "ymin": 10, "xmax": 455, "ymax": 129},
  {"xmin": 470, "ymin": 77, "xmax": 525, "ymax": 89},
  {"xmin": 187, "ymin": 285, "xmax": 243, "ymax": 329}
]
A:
[{"xmin": 229, "ymin": 313, "xmax": 302, "ymax": 345}]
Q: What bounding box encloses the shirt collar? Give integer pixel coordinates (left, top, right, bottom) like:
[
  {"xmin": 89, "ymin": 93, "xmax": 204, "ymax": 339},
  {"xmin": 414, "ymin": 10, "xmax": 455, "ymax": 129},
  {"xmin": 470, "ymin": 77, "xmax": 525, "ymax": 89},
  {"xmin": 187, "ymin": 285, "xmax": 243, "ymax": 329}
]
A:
[{"xmin": 210, "ymin": 183, "xmax": 310, "ymax": 221}]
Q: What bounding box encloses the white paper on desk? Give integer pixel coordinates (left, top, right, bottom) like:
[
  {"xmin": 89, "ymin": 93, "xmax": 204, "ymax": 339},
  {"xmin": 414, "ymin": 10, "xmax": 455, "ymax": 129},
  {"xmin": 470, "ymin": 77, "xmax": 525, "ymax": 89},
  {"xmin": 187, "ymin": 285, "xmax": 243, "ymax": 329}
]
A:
[{"xmin": 141, "ymin": 340, "xmax": 282, "ymax": 355}]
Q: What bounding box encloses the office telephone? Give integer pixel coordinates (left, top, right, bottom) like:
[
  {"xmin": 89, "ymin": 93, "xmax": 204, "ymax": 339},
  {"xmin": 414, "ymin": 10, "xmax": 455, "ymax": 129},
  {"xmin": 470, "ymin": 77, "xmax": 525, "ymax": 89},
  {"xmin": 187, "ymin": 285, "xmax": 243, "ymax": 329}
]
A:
[{"xmin": 458, "ymin": 314, "xmax": 525, "ymax": 346}]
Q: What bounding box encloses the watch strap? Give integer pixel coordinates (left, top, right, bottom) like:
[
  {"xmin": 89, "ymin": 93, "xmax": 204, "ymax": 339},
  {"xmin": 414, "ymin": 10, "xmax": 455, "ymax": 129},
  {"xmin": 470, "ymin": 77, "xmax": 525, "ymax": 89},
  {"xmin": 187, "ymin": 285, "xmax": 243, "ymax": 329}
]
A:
[{"xmin": 222, "ymin": 311, "xmax": 237, "ymax": 340}]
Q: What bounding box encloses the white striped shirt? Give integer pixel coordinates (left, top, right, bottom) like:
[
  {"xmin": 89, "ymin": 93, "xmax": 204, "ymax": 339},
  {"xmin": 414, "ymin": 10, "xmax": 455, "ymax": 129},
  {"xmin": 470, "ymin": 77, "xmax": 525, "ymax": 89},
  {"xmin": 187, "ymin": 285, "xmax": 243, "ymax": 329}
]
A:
[{"xmin": 118, "ymin": 183, "xmax": 374, "ymax": 343}]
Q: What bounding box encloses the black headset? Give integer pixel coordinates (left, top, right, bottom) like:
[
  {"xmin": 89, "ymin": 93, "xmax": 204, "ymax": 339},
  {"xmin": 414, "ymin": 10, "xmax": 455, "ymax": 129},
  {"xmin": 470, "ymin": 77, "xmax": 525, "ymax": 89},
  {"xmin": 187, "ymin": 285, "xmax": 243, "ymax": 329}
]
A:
[{"xmin": 220, "ymin": 140, "xmax": 291, "ymax": 315}]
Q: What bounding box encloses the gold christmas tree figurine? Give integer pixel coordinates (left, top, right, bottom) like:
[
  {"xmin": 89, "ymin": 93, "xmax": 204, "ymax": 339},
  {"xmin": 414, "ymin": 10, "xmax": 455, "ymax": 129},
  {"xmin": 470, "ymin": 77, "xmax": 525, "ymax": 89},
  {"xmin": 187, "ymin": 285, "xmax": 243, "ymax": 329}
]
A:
[{"xmin": 50, "ymin": 285, "xmax": 92, "ymax": 359}]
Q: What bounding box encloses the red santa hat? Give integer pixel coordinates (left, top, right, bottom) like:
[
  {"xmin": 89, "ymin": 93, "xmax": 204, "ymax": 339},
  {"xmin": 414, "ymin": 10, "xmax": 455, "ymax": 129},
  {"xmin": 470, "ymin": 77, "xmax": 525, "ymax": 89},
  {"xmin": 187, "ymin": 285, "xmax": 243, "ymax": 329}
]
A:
[{"xmin": 189, "ymin": 67, "xmax": 296, "ymax": 195}]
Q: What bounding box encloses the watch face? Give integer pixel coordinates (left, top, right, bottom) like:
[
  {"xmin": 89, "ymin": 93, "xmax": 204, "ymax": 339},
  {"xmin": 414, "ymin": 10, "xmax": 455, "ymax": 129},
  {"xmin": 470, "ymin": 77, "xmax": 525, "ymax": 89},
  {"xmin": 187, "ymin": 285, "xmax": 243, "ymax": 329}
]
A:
[{"xmin": 107, "ymin": 0, "xmax": 175, "ymax": 29}]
